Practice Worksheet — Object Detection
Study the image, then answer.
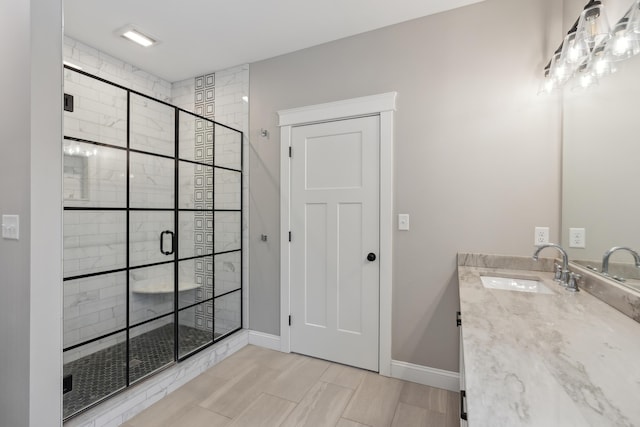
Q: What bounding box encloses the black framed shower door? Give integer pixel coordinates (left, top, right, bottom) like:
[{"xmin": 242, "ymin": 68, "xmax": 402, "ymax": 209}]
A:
[{"xmin": 61, "ymin": 66, "xmax": 243, "ymax": 420}]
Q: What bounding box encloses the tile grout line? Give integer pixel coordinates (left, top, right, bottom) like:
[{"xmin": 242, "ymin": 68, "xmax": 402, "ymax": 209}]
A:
[{"xmin": 388, "ymin": 388, "xmax": 402, "ymax": 427}]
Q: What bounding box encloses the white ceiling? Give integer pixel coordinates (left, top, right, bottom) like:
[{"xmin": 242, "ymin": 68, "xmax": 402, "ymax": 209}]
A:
[{"xmin": 64, "ymin": 0, "xmax": 484, "ymax": 82}]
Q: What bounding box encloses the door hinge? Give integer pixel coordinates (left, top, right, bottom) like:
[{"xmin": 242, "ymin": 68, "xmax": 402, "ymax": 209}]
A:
[
  {"xmin": 289, "ymin": 146, "xmax": 292, "ymax": 157},
  {"xmin": 288, "ymin": 315, "xmax": 291, "ymax": 326},
  {"xmin": 456, "ymin": 311, "xmax": 462, "ymax": 327},
  {"xmin": 288, "ymin": 231, "xmax": 292, "ymax": 242}
]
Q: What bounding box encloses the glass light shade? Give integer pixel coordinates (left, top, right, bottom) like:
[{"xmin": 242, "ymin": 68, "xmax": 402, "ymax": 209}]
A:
[
  {"xmin": 561, "ymin": 31, "xmax": 591, "ymax": 68},
  {"xmin": 627, "ymin": 0, "xmax": 640, "ymax": 34},
  {"xmin": 607, "ymin": 18, "xmax": 640, "ymax": 61},
  {"xmin": 590, "ymin": 43, "xmax": 617, "ymax": 77},
  {"xmin": 538, "ymin": 65, "xmax": 556, "ymax": 95},
  {"xmin": 606, "ymin": 6, "xmax": 640, "ymax": 62},
  {"xmin": 577, "ymin": 1, "xmax": 612, "ymax": 47},
  {"xmin": 550, "ymin": 50, "xmax": 572, "ymax": 86},
  {"xmin": 571, "ymin": 61, "xmax": 598, "ymax": 91}
]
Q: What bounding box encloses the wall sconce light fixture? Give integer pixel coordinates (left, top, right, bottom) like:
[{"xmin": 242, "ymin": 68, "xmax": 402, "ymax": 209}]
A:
[{"xmin": 542, "ymin": 0, "xmax": 640, "ymax": 92}]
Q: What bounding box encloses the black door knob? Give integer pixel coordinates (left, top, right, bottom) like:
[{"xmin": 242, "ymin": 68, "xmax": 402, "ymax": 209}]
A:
[{"xmin": 367, "ymin": 252, "xmax": 377, "ymax": 262}]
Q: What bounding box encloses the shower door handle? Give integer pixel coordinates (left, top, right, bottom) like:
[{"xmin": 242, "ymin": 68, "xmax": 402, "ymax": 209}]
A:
[{"xmin": 160, "ymin": 230, "xmax": 175, "ymax": 255}]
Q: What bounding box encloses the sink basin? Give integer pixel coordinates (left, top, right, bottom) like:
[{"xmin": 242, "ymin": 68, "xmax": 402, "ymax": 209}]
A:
[{"xmin": 480, "ymin": 275, "xmax": 554, "ymax": 294}]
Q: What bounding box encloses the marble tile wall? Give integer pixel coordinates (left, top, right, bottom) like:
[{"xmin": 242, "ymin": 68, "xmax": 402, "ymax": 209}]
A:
[
  {"xmin": 209, "ymin": 66, "xmax": 248, "ymax": 334},
  {"xmin": 63, "ymin": 69, "xmax": 128, "ymax": 148},
  {"xmin": 64, "ymin": 37, "xmax": 172, "ymax": 102},
  {"xmin": 217, "ymin": 65, "xmax": 249, "ymax": 333}
]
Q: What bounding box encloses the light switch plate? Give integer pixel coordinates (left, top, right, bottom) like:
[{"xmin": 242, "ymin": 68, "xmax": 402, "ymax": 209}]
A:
[
  {"xmin": 2, "ymin": 215, "xmax": 19, "ymax": 240},
  {"xmin": 398, "ymin": 214, "xmax": 410, "ymax": 231}
]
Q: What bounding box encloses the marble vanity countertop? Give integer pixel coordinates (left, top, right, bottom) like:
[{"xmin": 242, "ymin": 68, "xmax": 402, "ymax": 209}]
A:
[{"xmin": 458, "ymin": 256, "xmax": 640, "ymax": 427}]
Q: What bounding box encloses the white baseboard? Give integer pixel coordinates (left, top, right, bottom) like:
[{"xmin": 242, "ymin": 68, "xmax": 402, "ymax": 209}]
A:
[
  {"xmin": 248, "ymin": 330, "xmax": 281, "ymax": 351},
  {"xmin": 390, "ymin": 360, "xmax": 460, "ymax": 392},
  {"xmin": 244, "ymin": 334, "xmax": 457, "ymax": 392}
]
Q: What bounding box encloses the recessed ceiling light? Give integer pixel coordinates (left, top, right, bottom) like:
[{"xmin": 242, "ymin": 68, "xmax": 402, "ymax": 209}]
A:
[{"xmin": 118, "ymin": 26, "xmax": 157, "ymax": 48}]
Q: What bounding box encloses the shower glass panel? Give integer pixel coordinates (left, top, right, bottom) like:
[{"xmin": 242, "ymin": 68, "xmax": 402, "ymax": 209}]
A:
[
  {"xmin": 130, "ymin": 93, "xmax": 175, "ymax": 157},
  {"xmin": 214, "ymin": 251, "xmax": 242, "ymax": 297},
  {"xmin": 129, "ymin": 211, "xmax": 175, "ymax": 267},
  {"xmin": 129, "ymin": 316, "xmax": 175, "ymax": 383},
  {"xmin": 178, "ymin": 211, "xmax": 213, "ymax": 257},
  {"xmin": 129, "ymin": 264, "xmax": 175, "ymax": 324},
  {"xmin": 62, "ymin": 272, "xmax": 127, "ymax": 350},
  {"xmin": 214, "ymin": 121, "xmax": 242, "ymax": 170},
  {"xmin": 214, "ymin": 211, "xmax": 241, "ymax": 253},
  {"xmin": 62, "ymin": 67, "xmax": 243, "ymax": 420},
  {"xmin": 63, "ymin": 331, "xmax": 127, "ymax": 418},
  {"xmin": 178, "ymin": 301, "xmax": 214, "ymax": 358},
  {"xmin": 129, "ymin": 152, "xmax": 174, "ymax": 209},
  {"xmin": 178, "ymin": 259, "xmax": 210, "ymax": 309},
  {"xmin": 214, "ymin": 290, "xmax": 242, "ymax": 338},
  {"xmin": 63, "ymin": 210, "xmax": 126, "ymax": 277},
  {"xmin": 214, "ymin": 168, "xmax": 241, "ymax": 210},
  {"xmin": 63, "ymin": 68, "xmax": 127, "ymax": 148},
  {"xmin": 63, "ymin": 141, "xmax": 127, "ymax": 208},
  {"xmin": 178, "ymin": 161, "xmax": 213, "ymax": 209},
  {"xmin": 178, "ymin": 111, "xmax": 213, "ymax": 164}
]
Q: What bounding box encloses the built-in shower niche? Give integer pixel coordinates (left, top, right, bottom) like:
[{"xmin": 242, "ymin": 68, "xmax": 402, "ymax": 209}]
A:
[
  {"xmin": 63, "ymin": 141, "xmax": 127, "ymax": 208},
  {"xmin": 62, "ymin": 66, "xmax": 243, "ymax": 420}
]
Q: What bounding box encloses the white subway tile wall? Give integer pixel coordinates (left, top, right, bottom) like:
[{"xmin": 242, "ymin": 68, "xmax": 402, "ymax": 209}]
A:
[
  {"xmin": 63, "ymin": 69, "xmax": 127, "ymax": 148},
  {"xmin": 64, "ymin": 37, "xmax": 172, "ymax": 102},
  {"xmin": 130, "ymin": 94, "xmax": 175, "ymax": 157},
  {"xmin": 63, "ymin": 210, "xmax": 127, "ymax": 278},
  {"xmin": 209, "ymin": 65, "xmax": 249, "ymax": 333}
]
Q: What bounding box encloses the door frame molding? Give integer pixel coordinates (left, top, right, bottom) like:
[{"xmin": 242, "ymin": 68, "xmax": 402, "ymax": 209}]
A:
[{"xmin": 278, "ymin": 92, "xmax": 396, "ymax": 376}]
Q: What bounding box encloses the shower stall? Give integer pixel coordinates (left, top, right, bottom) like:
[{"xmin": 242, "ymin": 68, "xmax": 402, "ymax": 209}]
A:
[{"xmin": 62, "ymin": 67, "xmax": 243, "ymax": 419}]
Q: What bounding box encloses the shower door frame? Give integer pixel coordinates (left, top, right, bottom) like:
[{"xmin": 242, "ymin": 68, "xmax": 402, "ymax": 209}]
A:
[{"xmin": 62, "ymin": 66, "xmax": 244, "ymax": 420}]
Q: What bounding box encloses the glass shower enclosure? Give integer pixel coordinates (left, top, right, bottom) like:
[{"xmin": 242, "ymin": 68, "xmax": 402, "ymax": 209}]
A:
[{"xmin": 62, "ymin": 67, "xmax": 243, "ymax": 419}]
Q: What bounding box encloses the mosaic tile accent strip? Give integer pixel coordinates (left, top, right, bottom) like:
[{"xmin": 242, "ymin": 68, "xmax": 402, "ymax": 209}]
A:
[
  {"xmin": 63, "ymin": 323, "xmax": 215, "ymax": 419},
  {"xmin": 193, "ymin": 73, "xmax": 216, "ymax": 330}
]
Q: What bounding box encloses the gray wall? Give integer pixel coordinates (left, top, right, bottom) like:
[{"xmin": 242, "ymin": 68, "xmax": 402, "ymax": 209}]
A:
[
  {"xmin": 249, "ymin": 0, "xmax": 563, "ymax": 371},
  {"xmin": 0, "ymin": 0, "xmax": 62, "ymax": 425},
  {"xmin": 0, "ymin": 1, "xmax": 32, "ymax": 423},
  {"xmin": 30, "ymin": 0, "xmax": 63, "ymax": 424}
]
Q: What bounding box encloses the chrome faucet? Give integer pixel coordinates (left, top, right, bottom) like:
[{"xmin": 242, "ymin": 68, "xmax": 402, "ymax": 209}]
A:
[
  {"xmin": 601, "ymin": 246, "xmax": 640, "ymax": 276},
  {"xmin": 533, "ymin": 243, "xmax": 570, "ymax": 286}
]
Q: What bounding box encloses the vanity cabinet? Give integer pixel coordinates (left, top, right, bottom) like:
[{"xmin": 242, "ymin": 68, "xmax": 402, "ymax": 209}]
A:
[
  {"xmin": 457, "ymin": 311, "xmax": 468, "ymax": 426},
  {"xmin": 457, "ymin": 254, "xmax": 640, "ymax": 426}
]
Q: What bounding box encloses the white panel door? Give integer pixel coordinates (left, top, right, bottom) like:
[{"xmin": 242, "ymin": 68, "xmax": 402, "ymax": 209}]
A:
[{"xmin": 290, "ymin": 115, "xmax": 380, "ymax": 371}]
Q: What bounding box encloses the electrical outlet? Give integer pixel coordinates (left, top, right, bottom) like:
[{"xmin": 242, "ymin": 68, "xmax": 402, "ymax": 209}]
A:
[
  {"xmin": 534, "ymin": 227, "xmax": 549, "ymax": 246},
  {"xmin": 2, "ymin": 215, "xmax": 19, "ymax": 240},
  {"xmin": 569, "ymin": 228, "xmax": 586, "ymax": 248}
]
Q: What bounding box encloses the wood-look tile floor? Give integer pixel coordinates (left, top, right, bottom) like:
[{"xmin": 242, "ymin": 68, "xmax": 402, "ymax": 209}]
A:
[{"xmin": 123, "ymin": 345, "xmax": 460, "ymax": 427}]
